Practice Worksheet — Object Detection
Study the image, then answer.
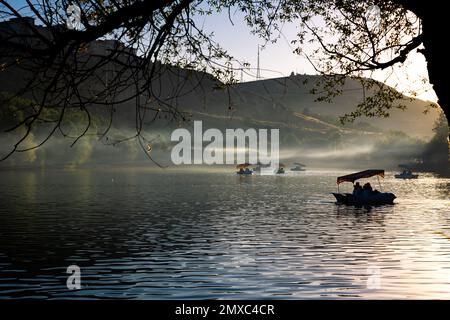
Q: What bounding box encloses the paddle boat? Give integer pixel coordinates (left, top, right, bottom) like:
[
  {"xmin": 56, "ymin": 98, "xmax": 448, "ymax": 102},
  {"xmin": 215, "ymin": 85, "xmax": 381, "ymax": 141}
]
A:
[
  {"xmin": 290, "ymin": 162, "xmax": 306, "ymax": 171},
  {"xmin": 276, "ymin": 167, "xmax": 285, "ymax": 174},
  {"xmin": 395, "ymin": 170, "xmax": 418, "ymax": 179},
  {"xmin": 276, "ymin": 163, "xmax": 286, "ymax": 174},
  {"xmin": 395, "ymin": 164, "xmax": 418, "ymax": 179},
  {"xmin": 236, "ymin": 163, "xmax": 253, "ymax": 175},
  {"xmin": 394, "ymin": 165, "xmax": 418, "ymax": 179},
  {"xmin": 332, "ymin": 169, "xmax": 396, "ymax": 205}
]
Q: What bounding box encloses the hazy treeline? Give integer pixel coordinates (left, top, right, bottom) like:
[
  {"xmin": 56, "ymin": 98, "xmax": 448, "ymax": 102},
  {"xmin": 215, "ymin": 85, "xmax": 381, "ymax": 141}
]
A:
[{"xmin": 1, "ymin": 92, "xmax": 448, "ymax": 174}]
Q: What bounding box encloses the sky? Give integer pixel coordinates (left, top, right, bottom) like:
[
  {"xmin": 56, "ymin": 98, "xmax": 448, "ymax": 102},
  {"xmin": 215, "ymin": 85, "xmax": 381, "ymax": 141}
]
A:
[
  {"xmin": 3, "ymin": 0, "xmax": 438, "ymax": 103},
  {"xmin": 196, "ymin": 7, "xmax": 438, "ymax": 103}
]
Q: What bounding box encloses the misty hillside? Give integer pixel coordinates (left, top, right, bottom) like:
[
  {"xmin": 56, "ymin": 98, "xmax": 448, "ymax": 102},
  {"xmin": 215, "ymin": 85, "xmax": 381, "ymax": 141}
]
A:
[
  {"xmin": 0, "ymin": 41, "xmax": 446, "ymax": 171},
  {"xmin": 231, "ymin": 76, "xmax": 439, "ymax": 138},
  {"xmin": 87, "ymin": 66, "xmax": 438, "ymax": 139}
]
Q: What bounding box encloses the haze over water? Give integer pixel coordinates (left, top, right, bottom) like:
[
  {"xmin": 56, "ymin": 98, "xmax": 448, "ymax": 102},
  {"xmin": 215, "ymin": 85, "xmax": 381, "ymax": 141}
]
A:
[{"xmin": 0, "ymin": 169, "xmax": 449, "ymax": 299}]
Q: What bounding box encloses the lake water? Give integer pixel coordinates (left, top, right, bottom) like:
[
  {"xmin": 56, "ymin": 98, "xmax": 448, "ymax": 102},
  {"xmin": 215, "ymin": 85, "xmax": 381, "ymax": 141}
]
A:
[{"xmin": 0, "ymin": 168, "xmax": 449, "ymax": 299}]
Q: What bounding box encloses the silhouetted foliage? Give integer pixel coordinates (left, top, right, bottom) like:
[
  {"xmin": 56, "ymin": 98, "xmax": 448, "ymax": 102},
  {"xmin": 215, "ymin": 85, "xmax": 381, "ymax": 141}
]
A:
[{"xmin": 0, "ymin": 0, "xmax": 448, "ymax": 161}]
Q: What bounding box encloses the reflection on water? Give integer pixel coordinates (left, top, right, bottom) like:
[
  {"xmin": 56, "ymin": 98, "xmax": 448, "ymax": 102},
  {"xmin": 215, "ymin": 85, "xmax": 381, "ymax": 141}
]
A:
[{"xmin": 0, "ymin": 169, "xmax": 449, "ymax": 299}]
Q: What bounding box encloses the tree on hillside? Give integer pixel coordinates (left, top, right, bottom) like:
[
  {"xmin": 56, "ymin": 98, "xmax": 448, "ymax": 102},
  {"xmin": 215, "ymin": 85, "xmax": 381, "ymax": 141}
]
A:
[{"xmin": 0, "ymin": 0, "xmax": 448, "ymax": 161}]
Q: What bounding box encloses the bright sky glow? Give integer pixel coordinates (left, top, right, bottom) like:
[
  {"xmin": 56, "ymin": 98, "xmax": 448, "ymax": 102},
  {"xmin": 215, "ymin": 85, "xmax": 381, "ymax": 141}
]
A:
[{"xmin": 197, "ymin": 8, "xmax": 438, "ymax": 103}]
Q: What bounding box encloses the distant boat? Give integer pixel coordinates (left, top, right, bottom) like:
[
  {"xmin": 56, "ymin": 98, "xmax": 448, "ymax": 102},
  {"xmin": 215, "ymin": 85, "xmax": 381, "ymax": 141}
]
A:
[
  {"xmin": 332, "ymin": 169, "xmax": 396, "ymax": 205},
  {"xmin": 395, "ymin": 165, "xmax": 418, "ymax": 179},
  {"xmin": 395, "ymin": 171, "xmax": 419, "ymax": 179},
  {"xmin": 237, "ymin": 169, "xmax": 253, "ymax": 175},
  {"xmin": 236, "ymin": 163, "xmax": 253, "ymax": 175},
  {"xmin": 290, "ymin": 162, "xmax": 306, "ymax": 171},
  {"xmin": 276, "ymin": 163, "xmax": 286, "ymax": 174}
]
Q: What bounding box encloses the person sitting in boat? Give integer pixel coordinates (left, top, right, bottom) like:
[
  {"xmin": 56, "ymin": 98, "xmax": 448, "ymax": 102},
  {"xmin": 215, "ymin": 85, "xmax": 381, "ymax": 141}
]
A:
[
  {"xmin": 362, "ymin": 183, "xmax": 373, "ymax": 197},
  {"xmin": 353, "ymin": 182, "xmax": 363, "ymax": 196},
  {"xmin": 239, "ymin": 168, "xmax": 245, "ymax": 174},
  {"xmin": 363, "ymin": 183, "xmax": 373, "ymax": 192}
]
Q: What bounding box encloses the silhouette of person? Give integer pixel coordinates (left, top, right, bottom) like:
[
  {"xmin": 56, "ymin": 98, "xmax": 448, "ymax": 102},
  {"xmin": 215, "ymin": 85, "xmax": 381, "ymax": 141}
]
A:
[
  {"xmin": 353, "ymin": 182, "xmax": 362, "ymax": 196},
  {"xmin": 363, "ymin": 183, "xmax": 373, "ymax": 196}
]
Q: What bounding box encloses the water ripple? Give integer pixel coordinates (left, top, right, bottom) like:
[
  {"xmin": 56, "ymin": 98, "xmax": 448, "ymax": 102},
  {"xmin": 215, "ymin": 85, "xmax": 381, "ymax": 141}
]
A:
[{"xmin": 0, "ymin": 169, "xmax": 449, "ymax": 299}]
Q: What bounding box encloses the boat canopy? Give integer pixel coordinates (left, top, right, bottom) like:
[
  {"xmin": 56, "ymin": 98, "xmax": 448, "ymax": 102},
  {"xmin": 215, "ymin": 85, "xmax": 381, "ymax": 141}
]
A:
[
  {"xmin": 236, "ymin": 163, "xmax": 251, "ymax": 169},
  {"xmin": 337, "ymin": 169, "xmax": 385, "ymax": 185}
]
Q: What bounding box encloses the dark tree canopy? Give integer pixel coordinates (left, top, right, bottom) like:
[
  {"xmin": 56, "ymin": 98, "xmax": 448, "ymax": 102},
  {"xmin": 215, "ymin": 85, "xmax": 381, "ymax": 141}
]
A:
[{"xmin": 0, "ymin": 0, "xmax": 448, "ymax": 161}]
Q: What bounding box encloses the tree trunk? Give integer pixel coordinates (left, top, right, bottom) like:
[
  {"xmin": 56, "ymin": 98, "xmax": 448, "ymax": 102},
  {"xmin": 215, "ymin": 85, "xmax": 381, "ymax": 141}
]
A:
[
  {"xmin": 420, "ymin": 9, "xmax": 450, "ymax": 168},
  {"xmin": 421, "ymin": 17, "xmax": 449, "ymax": 117},
  {"xmin": 397, "ymin": 1, "xmax": 449, "ymax": 124}
]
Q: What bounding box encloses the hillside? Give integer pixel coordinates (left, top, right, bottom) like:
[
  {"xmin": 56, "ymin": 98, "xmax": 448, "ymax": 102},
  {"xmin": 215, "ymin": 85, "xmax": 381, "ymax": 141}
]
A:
[
  {"xmin": 231, "ymin": 75, "xmax": 439, "ymax": 138},
  {"xmin": 0, "ymin": 49, "xmax": 444, "ymax": 170},
  {"xmin": 89, "ymin": 67, "xmax": 437, "ymax": 138}
]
